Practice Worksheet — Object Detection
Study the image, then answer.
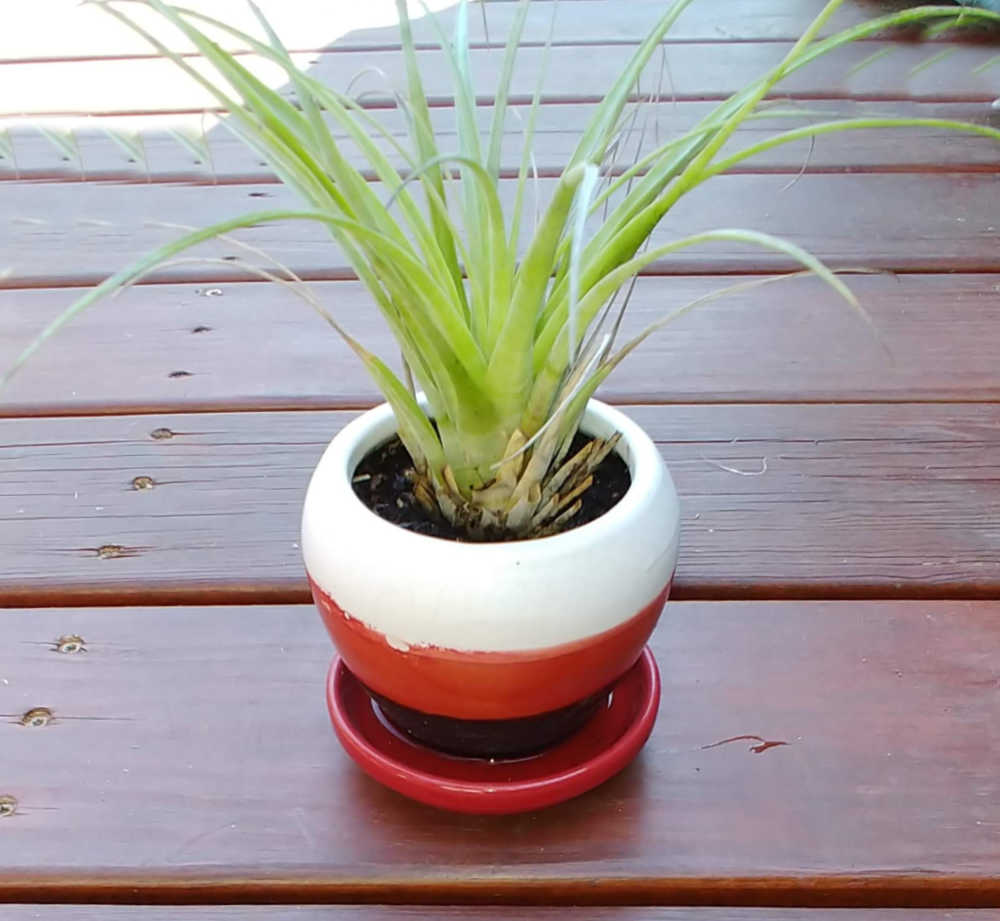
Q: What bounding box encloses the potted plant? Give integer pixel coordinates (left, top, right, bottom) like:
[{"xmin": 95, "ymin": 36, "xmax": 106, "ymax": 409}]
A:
[{"xmin": 5, "ymin": 0, "xmax": 998, "ymax": 811}]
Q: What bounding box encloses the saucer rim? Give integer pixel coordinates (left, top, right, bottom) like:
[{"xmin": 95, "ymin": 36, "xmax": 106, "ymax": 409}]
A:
[{"xmin": 326, "ymin": 646, "xmax": 661, "ymax": 814}]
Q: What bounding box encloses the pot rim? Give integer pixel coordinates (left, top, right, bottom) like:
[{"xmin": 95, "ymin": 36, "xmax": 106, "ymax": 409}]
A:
[{"xmin": 314, "ymin": 398, "xmax": 662, "ymax": 555}]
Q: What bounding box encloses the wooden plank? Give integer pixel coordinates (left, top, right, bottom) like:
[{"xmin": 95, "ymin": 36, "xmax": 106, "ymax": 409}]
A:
[
  {"xmin": 3, "ymin": 41, "xmax": 997, "ymax": 117},
  {"xmin": 4, "ymin": 274, "xmax": 1000, "ymax": 416},
  {"xmin": 4, "ymin": 0, "xmax": 982, "ymax": 61},
  {"xmin": 0, "ymin": 1, "xmax": 456, "ymax": 62},
  {"xmin": 2, "ymin": 404, "xmax": 1000, "ymax": 605},
  {"xmin": 3, "ymin": 904, "xmax": 982, "ymax": 918},
  {"xmin": 0, "ymin": 602, "xmax": 998, "ymax": 906},
  {"xmin": 5, "ymin": 101, "xmax": 997, "ymax": 183},
  {"xmin": 338, "ymin": 1, "xmax": 1000, "ymax": 48},
  {"xmin": 2, "ymin": 173, "xmax": 998, "ymax": 290}
]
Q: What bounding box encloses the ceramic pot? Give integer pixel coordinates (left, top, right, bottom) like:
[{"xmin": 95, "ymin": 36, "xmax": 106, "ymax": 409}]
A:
[{"xmin": 302, "ymin": 399, "xmax": 680, "ymax": 757}]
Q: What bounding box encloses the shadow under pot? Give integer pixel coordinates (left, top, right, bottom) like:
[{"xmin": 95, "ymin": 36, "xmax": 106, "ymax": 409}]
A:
[{"xmin": 302, "ymin": 399, "xmax": 680, "ymax": 760}]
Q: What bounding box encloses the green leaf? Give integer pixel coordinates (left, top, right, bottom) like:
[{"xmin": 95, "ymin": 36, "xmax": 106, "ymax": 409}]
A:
[
  {"xmin": 394, "ymin": 0, "xmax": 465, "ymax": 308},
  {"xmin": 569, "ymin": 0, "xmax": 700, "ymax": 168},
  {"xmin": 486, "ymin": 164, "xmax": 587, "ymax": 422},
  {"xmin": 167, "ymin": 123, "xmax": 213, "ymax": 168},
  {"xmin": 706, "ymin": 116, "xmax": 1000, "ymax": 177},
  {"xmin": 103, "ymin": 125, "xmax": 148, "ymax": 171},
  {"xmin": 523, "ymin": 227, "xmax": 868, "ymax": 433},
  {"xmin": 0, "ymin": 126, "xmax": 15, "ymax": 173},
  {"xmin": 37, "ymin": 123, "xmax": 81, "ymax": 170},
  {"xmin": 486, "ymin": 0, "xmax": 530, "ymax": 179}
]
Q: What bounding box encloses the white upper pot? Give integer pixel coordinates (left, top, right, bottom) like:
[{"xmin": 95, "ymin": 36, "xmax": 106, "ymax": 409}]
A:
[{"xmin": 302, "ymin": 399, "xmax": 680, "ymax": 655}]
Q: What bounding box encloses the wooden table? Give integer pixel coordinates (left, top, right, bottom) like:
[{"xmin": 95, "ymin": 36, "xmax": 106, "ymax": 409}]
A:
[{"xmin": 2, "ymin": 1, "xmax": 999, "ymax": 916}]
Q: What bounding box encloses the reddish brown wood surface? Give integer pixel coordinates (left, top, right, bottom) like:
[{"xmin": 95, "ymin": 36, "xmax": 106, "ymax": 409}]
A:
[
  {"xmin": 4, "ymin": 273, "xmax": 1000, "ymax": 416},
  {"xmin": 0, "ymin": 602, "xmax": 998, "ymax": 906},
  {"xmin": 0, "ymin": 911, "xmax": 992, "ymax": 921},
  {"xmin": 234, "ymin": 36, "xmax": 967, "ymax": 104},
  {"xmin": 2, "ymin": 404, "xmax": 1000, "ymax": 606},
  {"xmin": 7, "ymin": 0, "xmax": 985, "ymax": 62},
  {"xmin": 6, "ymin": 101, "xmax": 997, "ymax": 184},
  {"xmin": 3, "ymin": 173, "xmax": 999, "ymax": 290},
  {"xmin": 329, "ymin": 1, "xmax": 1000, "ymax": 48},
  {"xmin": 5, "ymin": 41, "xmax": 997, "ymax": 118},
  {"xmin": 3, "ymin": 1, "xmax": 999, "ymax": 912}
]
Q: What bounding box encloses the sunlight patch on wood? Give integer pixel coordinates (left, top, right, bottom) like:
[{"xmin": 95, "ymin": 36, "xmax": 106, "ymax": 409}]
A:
[
  {"xmin": 0, "ymin": 0, "xmax": 458, "ymax": 138},
  {"xmin": 1, "ymin": 1, "xmax": 459, "ymax": 61}
]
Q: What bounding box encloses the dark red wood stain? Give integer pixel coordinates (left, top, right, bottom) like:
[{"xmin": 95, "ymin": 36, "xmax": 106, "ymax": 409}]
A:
[
  {"xmin": 3, "ymin": 0, "xmax": 1000, "ymax": 911},
  {"xmin": 0, "ymin": 603, "xmax": 999, "ymax": 906}
]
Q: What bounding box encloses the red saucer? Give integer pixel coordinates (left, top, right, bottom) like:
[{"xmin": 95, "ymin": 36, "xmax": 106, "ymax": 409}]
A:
[{"xmin": 326, "ymin": 646, "xmax": 660, "ymax": 814}]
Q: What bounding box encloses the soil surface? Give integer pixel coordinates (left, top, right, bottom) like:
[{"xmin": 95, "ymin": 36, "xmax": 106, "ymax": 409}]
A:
[{"xmin": 351, "ymin": 432, "xmax": 632, "ymax": 542}]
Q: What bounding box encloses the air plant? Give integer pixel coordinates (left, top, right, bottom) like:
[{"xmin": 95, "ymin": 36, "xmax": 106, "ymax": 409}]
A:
[{"xmin": 6, "ymin": 0, "xmax": 999, "ymax": 539}]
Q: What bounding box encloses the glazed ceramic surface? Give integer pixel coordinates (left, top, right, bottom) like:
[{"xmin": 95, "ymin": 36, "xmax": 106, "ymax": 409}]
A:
[
  {"xmin": 302, "ymin": 400, "xmax": 679, "ymax": 720},
  {"xmin": 326, "ymin": 647, "xmax": 661, "ymax": 814}
]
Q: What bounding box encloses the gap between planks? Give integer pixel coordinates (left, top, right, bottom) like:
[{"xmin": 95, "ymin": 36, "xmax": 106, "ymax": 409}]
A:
[
  {"xmin": 0, "ymin": 911, "xmax": 990, "ymax": 921},
  {"xmin": 0, "ymin": 911, "xmax": 994, "ymax": 921},
  {"xmin": 3, "ymin": 875, "xmax": 1000, "ymax": 908},
  {"xmin": 11, "ymin": 91, "xmax": 1000, "ymax": 120},
  {"xmin": 6, "ymin": 576, "xmax": 1000, "ymax": 610},
  {"xmin": 7, "ymin": 265, "xmax": 1000, "ymax": 298},
  {"xmin": 9, "ymin": 398, "xmax": 1000, "ymax": 424}
]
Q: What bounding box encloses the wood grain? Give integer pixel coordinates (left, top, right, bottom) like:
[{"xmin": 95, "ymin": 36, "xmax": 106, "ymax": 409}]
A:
[
  {"xmin": 3, "ymin": 172, "xmax": 999, "ymax": 290},
  {"xmin": 2, "ymin": 404, "xmax": 1000, "ymax": 605},
  {"xmin": 0, "ymin": 602, "xmax": 998, "ymax": 906},
  {"xmin": 5, "ymin": 101, "xmax": 998, "ymax": 184},
  {"xmin": 5, "ymin": 2, "xmax": 999, "ymax": 912},
  {"xmin": 5, "ymin": 0, "xmax": 984, "ymax": 62},
  {"xmin": 4, "ymin": 274, "xmax": 1000, "ymax": 416},
  {"xmin": 4, "ymin": 41, "xmax": 998, "ymax": 117},
  {"xmin": 0, "ymin": 910, "xmax": 992, "ymax": 920},
  {"xmin": 338, "ymin": 1, "xmax": 1000, "ymax": 49}
]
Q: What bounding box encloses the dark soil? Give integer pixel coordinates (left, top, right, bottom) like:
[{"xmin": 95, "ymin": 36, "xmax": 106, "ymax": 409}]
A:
[{"xmin": 351, "ymin": 432, "xmax": 631, "ymax": 542}]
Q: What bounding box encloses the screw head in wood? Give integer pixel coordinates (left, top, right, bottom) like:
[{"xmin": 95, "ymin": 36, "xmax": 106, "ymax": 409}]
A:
[
  {"xmin": 20, "ymin": 707, "xmax": 53, "ymax": 728},
  {"xmin": 55, "ymin": 635, "xmax": 85, "ymax": 654}
]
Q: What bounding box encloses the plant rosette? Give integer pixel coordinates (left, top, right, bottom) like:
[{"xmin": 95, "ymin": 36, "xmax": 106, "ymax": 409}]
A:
[
  {"xmin": 302, "ymin": 398, "xmax": 679, "ymax": 761},
  {"xmin": 6, "ymin": 0, "xmax": 999, "ymax": 804}
]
